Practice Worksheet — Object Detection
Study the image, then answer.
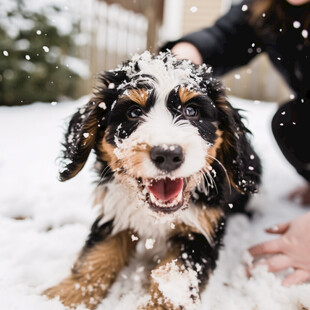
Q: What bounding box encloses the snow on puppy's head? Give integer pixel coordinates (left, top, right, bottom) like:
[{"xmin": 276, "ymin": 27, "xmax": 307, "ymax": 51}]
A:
[{"xmin": 59, "ymin": 51, "xmax": 260, "ymax": 216}]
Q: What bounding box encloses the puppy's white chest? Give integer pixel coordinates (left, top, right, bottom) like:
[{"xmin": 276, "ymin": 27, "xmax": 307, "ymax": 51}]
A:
[{"xmin": 98, "ymin": 180, "xmax": 178, "ymax": 241}]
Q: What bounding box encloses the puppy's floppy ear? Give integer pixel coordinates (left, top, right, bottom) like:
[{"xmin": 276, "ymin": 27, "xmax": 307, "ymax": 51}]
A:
[
  {"xmin": 58, "ymin": 70, "xmax": 125, "ymax": 181},
  {"xmin": 217, "ymin": 99, "xmax": 261, "ymax": 194},
  {"xmin": 59, "ymin": 100, "xmax": 103, "ymax": 181}
]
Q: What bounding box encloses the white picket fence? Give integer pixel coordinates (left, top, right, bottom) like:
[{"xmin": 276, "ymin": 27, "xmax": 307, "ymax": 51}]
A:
[
  {"xmin": 76, "ymin": 0, "xmax": 148, "ymax": 90},
  {"xmin": 74, "ymin": 0, "xmax": 290, "ymax": 102}
]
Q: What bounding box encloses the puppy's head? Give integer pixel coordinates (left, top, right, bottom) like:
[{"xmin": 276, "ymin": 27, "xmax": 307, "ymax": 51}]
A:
[{"xmin": 60, "ymin": 52, "xmax": 260, "ymax": 215}]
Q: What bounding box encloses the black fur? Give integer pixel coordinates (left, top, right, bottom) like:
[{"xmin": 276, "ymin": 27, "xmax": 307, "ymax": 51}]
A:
[
  {"xmin": 170, "ymin": 213, "xmax": 225, "ymax": 288},
  {"xmin": 56, "ymin": 52, "xmax": 261, "ymax": 307},
  {"xmin": 84, "ymin": 218, "xmax": 114, "ymax": 250},
  {"xmin": 73, "ymin": 219, "xmax": 114, "ymax": 273}
]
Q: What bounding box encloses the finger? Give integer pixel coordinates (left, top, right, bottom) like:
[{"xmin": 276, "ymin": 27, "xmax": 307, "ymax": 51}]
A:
[
  {"xmin": 282, "ymin": 269, "xmax": 310, "ymax": 287},
  {"xmin": 300, "ymin": 191, "xmax": 310, "ymax": 206},
  {"xmin": 249, "ymin": 239, "xmax": 282, "ymax": 257},
  {"xmin": 265, "ymin": 222, "xmax": 290, "ymax": 234},
  {"xmin": 288, "ymin": 188, "xmax": 301, "ymax": 200},
  {"xmin": 253, "ymin": 254, "xmax": 292, "ymax": 273}
]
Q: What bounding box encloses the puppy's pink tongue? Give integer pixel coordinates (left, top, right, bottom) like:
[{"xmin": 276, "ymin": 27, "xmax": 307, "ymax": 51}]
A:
[{"xmin": 148, "ymin": 178, "xmax": 183, "ymax": 202}]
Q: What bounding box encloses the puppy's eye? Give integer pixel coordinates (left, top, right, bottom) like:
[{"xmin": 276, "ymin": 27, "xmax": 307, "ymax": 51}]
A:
[
  {"xmin": 184, "ymin": 106, "xmax": 199, "ymax": 119},
  {"xmin": 128, "ymin": 107, "xmax": 143, "ymax": 119}
]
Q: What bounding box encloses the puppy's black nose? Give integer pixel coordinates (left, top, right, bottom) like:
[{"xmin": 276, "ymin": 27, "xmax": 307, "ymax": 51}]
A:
[{"xmin": 150, "ymin": 145, "xmax": 184, "ymax": 172}]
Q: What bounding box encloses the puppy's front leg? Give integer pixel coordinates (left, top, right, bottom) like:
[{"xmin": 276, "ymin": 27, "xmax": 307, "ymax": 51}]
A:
[
  {"xmin": 146, "ymin": 232, "xmax": 221, "ymax": 310},
  {"xmin": 44, "ymin": 221, "xmax": 136, "ymax": 309}
]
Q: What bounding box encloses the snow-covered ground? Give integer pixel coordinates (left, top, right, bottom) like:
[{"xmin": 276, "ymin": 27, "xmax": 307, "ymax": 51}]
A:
[{"xmin": 0, "ymin": 96, "xmax": 309, "ymax": 310}]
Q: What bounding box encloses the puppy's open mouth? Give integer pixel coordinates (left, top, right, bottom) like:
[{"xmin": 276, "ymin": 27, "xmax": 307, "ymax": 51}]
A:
[{"xmin": 147, "ymin": 178, "xmax": 184, "ymax": 214}]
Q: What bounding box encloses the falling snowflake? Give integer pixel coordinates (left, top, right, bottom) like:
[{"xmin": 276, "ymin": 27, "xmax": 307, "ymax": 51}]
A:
[
  {"xmin": 131, "ymin": 234, "xmax": 139, "ymax": 241},
  {"xmin": 302, "ymin": 29, "xmax": 308, "ymax": 39},
  {"xmin": 241, "ymin": 4, "xmax": 248, "ymax": 11},
  {"xmin": 42, "ymin": 46, "xmax": 49, "ymax": 53},
  {"xmin": 145, "ymin": 238, "xmax": 155, "ymax": 249},
  {"xmin": 293, "ymin": 21, "xmax": 301, "ymax": 29},
  {"xmin": 182, "ymin": 253, "xmax": 188, "ymax": 259},
  {"xmin": 234, "ymin": 74, "xmax": 241, "ymax": 80},
  {"xmin": 136, "ymin": 266, "xmax": 145, "ymax": 273},
  {"xmin": 99, "ymin": 102, "xmax": 107, "ymax": 110},
  {"xmin": 190, "ymin": 6, "xmax": 198, "ymax": 13},
  {"xmin": 3, "ymin": 51, "xmax": 8, "ymax": 56}
]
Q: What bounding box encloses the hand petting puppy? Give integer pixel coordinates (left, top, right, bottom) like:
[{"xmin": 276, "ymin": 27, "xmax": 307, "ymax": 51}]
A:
[{"xmin": 249, "ymin": 211, "xmax": 310, "ymax": 287}]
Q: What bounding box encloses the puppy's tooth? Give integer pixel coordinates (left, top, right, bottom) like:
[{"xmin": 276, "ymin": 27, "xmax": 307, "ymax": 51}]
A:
[{"xmin": 150, "ymin": 192, "xmax": 157, "ymax": 203}]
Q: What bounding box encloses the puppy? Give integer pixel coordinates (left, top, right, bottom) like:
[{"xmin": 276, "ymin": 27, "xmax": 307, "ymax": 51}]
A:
[{"xmin": 44, "ymin": 51, "xmax": 261, "ymax": 310}]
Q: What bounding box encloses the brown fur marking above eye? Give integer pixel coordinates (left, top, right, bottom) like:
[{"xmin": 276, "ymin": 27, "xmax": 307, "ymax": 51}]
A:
[
  {"xmin": 124, "ymin": 88, "xmax": 149, "ymax": 106},
  {"xmin": 178, "ymin": 87, "xmax": 200, "ymax": 104}
]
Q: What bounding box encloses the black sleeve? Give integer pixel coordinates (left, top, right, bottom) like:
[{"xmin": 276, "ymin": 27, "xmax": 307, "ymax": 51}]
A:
[{"xmin": 161, "ymin": 0, "xmax": 263, "ymax": 77}]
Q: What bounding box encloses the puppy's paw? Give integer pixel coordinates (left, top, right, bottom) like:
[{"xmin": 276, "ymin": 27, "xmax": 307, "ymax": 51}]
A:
[
  {"xmin": 44, "ymin": 278, "xmax": 107, "ymax": 310},
  {"xmin": 146, "ymin": 303, "xmax": 180, "ymax": 310},
  {"xmin": 139, "ymin": 301, "xmax": 179, "ymax": 310},
  {"xmin": 148, "ymin": 260, "xmax": 200, "ymax": 310},
  {"xmin": 144, "ymin": 289, "xmax": 185, "ymax": 310}
]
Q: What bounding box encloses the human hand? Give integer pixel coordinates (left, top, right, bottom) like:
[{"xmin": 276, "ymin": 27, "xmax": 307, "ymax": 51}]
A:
[
  {"xmin": 248, "ymin": 212, "xmax": 310, "ymax": 287},
  {"xmin": 288, "ymin": 184, "xmax": 310, "ymax": 206},
  {"xmin": 171, "ymin": 42, "xmax": 203, "ymax": 65}
]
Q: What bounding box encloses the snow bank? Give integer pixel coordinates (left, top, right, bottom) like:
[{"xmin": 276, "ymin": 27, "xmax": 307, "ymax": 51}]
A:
[{"xmin": 0, "ymin": 96, "xmax": 309, "ymax": 309}]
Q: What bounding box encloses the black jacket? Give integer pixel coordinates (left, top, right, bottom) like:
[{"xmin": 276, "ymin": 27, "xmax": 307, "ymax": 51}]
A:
[{"xmin": 162, "ymin": 0, "xmax": 310, "ymax": 101}]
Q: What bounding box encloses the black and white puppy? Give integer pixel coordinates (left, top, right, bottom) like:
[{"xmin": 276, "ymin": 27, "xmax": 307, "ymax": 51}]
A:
[{"xmin": 44, "ymin": 52, "xmax": 261, "ymax": 310}]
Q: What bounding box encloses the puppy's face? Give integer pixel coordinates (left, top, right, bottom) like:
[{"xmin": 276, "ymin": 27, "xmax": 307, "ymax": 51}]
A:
[
  {"xmin": 101, "ymin": 54, "xmax": 224, "ymax": 214},
  {"xmin": 60, "ymin": 52, "xmax": 260, "ymax": 216}
]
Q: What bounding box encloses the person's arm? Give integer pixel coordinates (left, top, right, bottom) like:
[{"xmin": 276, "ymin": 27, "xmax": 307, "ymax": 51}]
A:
[{"xmin": 162, "ymin": 0, "xmax": 262, "ymax": 77}]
